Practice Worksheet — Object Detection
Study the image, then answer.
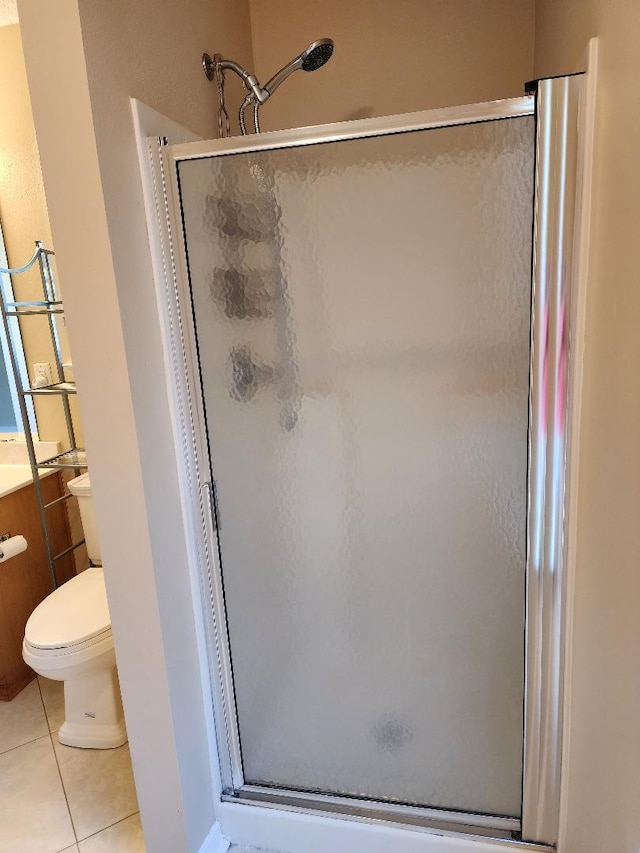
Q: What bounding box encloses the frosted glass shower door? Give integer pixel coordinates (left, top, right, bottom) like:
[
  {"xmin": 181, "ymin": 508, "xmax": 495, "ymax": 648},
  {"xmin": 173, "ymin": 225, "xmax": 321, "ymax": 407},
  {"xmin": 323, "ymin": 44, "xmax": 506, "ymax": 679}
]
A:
[{"xmin": 176, "ymin": 114, "xmax": 535, "ymax": 820}]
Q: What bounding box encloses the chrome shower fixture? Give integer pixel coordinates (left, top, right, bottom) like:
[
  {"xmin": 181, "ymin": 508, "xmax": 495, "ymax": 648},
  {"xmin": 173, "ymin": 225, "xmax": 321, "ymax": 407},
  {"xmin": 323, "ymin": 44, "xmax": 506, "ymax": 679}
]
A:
[{"xmin": 202, "ymin": 38, "xmax": 334, "ymax": 137}]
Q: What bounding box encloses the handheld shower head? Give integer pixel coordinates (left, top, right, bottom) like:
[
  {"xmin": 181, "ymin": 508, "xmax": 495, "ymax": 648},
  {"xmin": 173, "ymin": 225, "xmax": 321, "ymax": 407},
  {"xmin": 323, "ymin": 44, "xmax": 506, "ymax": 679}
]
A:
[
  {"xmin": 300, "ymin": 39, "xmax": 334, "ymax": 72},
  {"xmin": 204, "ymin": 38, "xmax": 334, "ymax": 136},
  {"xmin": 263, "ymin": 38, "xmax": 334, "ymax": 98}
]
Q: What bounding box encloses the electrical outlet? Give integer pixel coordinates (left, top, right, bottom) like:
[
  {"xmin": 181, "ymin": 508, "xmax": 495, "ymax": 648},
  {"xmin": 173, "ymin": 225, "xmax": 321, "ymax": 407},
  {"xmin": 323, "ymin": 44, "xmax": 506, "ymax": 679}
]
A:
[{"xmin": 32, "ymin": 362, "xmax": 53, "ymax": 388}]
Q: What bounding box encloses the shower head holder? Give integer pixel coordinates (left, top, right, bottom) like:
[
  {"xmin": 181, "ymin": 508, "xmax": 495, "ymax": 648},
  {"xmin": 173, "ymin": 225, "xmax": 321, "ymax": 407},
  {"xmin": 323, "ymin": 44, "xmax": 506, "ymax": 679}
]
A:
[
  {"xmin": 202, "ymin": 53, "xmax": 270, "ymax": 104},
  {"xmin": 203, "ymin": 39, "xmax": 333, "ymax": 136}
]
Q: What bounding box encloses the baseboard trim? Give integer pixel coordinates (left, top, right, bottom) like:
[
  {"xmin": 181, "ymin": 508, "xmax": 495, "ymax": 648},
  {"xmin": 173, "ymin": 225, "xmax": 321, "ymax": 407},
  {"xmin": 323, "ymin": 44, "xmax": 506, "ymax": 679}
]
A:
[{"xmin": 199, "ymin": 821, "xmax": 230, "ymax": 853}]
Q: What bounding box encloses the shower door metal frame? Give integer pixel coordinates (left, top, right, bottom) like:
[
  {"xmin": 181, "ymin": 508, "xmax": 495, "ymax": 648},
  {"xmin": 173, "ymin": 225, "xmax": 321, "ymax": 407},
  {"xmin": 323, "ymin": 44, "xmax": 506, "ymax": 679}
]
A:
[{"xmin": 153, "ymin": 78, "xmax": 585, "ymax": 848}]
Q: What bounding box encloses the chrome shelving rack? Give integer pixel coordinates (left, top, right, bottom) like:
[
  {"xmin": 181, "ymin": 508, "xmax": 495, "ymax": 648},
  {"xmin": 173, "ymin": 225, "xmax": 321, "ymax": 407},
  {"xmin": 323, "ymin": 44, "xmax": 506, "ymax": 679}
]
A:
[{"xmin": 0, "ymin": 241, "xmax": 86, "ymax": 588}]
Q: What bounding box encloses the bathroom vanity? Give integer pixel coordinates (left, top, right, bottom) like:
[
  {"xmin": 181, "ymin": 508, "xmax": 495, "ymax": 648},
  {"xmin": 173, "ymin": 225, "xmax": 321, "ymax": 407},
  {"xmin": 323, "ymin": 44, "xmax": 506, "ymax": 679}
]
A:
[{"xmin": 0, "ymin": 471, "xmax": 74, "ymax": 700}]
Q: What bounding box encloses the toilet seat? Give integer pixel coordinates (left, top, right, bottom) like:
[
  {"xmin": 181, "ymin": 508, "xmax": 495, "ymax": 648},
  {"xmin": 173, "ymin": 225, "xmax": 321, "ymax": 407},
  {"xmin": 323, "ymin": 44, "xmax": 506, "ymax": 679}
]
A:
[
  {"xmin": 25, "ymin": 567, "xmax": 111, "ymax": 651},
  {"xmin": 23, "ymin": 631, "xmax": 114, "ymax": 673}
]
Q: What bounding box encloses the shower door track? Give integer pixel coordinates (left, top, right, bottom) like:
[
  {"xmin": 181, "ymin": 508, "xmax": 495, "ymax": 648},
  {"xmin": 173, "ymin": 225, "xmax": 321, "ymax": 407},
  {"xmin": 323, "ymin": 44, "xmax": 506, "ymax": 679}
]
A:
[
  {"xmin": 226, "ymin": 785, "xmax": 522, "ymax": 839},
  {"xmin": 155, "ymin": 74, "xmax": 586, "ymax": 847}
]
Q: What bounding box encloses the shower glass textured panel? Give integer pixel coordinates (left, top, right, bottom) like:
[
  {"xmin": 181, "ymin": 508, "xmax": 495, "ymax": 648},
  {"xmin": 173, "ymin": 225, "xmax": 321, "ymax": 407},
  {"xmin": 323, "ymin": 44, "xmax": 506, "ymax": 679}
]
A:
[{"xmin": 178, "ymin": 116, "xmax": 535, "ymax": 818}]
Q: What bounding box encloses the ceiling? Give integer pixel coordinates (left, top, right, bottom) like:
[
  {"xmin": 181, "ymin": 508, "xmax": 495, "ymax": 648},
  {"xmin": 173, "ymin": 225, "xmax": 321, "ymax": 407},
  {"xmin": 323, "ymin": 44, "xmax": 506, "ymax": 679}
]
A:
[{"xmin": 0, "ymin": 0, "xmax": 18, "ymax": 28}]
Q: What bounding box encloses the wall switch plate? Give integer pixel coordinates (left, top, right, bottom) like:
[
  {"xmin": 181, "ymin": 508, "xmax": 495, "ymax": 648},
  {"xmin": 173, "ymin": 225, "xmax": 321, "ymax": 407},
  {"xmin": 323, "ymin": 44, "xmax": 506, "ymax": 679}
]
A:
[{"xmin": 32, "ymin": 362, "xmax": 53, "ymax": 388}]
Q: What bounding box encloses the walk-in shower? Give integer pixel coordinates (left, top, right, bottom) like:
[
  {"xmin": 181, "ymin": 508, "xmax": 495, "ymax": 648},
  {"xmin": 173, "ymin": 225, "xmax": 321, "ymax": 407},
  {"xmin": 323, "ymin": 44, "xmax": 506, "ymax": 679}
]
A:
[
  {"xmin": 145, "ymin": 70, "xmax": 587, "ymax": 850},
  {"xmin": 202, "ymin": 38, "xmax": 334, "ymax": 136}
]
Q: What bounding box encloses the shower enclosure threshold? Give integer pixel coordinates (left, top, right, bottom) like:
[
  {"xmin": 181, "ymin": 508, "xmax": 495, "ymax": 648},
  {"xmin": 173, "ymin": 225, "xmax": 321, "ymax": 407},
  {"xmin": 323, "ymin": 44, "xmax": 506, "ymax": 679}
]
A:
[{"xmin": 226, "ymin": 785, "xmax": 522, "ymax": 840}]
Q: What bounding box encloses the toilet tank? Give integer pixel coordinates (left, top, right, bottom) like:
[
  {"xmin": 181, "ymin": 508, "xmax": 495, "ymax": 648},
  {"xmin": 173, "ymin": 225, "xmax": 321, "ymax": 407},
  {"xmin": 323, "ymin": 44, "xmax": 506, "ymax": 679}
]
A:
[{"xmin": 67, "ymin": 472, "xmax": 102, "ymax": 565}]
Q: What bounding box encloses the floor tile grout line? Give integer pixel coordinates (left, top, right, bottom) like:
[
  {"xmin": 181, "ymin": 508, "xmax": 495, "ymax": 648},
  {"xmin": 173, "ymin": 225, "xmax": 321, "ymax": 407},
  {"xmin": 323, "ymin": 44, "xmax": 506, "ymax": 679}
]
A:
[
  {"xmin": 13, "ymin": 680, "xmax": 138, "ymax": 849},
  {"xmin": 48, "ymin": 729, "xmax": 80, "ymax": 844},
  {"xmin": 75, "ymin": 809, "xmax": 140, "ymax": 845},
  {"xmin": 35, "ymin": 676, "xmax": 47, "ymax": 711},
  {"xmin": 0, "ymin": 731, "xmax": 51, "ymax": 758},
  {"xmin": 37, "ymin": 676, "xmax": 57, "ymax": 736},
  {"xmin": 0, "ymin": 678, "xmax": 49, "ymax": 756}
]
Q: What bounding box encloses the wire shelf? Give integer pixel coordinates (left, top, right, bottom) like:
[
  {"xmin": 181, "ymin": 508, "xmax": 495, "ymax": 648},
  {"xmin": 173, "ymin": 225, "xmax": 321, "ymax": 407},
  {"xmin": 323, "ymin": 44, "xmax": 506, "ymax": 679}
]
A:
[
  {"xmin": 4, "ymin": 306, "xmax": 65, "ymax": 316},
  {"xmin": 21, "ymin": 381, "xmax": 77, "ymax": 396},
  {"xmin": 37, "ymin": 448, "xmax": 87, "ymax": 470}
]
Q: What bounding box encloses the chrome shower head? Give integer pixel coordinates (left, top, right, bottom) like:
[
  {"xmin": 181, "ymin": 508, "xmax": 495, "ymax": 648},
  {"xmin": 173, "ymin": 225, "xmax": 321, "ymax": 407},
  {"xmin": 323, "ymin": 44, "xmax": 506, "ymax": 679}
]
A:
[
  {"xmin": 204, "ymin": 38, "xmax": 334, "ymax": 136},
  {"xmin": 300, "ymin": 39, "xmax": 334, "ymax": 72},
  {"xmin": 263, "ymin": 38, "xmax": 334, "ymax": 98}
]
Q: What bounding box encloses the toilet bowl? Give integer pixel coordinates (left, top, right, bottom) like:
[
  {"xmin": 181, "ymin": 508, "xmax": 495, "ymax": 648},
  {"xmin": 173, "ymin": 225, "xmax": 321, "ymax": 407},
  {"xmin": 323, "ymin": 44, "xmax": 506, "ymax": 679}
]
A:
[
  {"xmin": 22, "ymin": 472, "xmax": 126, "ymax": 749},
  {"xmin": 23, "ymin": 566, "xmax": 127, "ymax": 748}
]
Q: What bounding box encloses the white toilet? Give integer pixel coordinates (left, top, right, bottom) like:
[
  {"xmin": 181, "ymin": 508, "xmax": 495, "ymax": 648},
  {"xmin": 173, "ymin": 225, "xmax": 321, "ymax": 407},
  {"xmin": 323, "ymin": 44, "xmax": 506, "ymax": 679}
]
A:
[{"xmin": 23, "ymin": 472, "xmax": 127, "ymax": 749}]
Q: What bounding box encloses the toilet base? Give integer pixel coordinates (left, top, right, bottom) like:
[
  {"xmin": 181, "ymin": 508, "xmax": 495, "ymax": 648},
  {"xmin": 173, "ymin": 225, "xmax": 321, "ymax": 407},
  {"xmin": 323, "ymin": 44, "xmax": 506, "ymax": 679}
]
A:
[
  {"xmin": 59, "ymin": 719, "xmax": 127, "ymax": 749},
  {"xmin": 59, "ymin": 661, "xmax": 127, "ymax": 749}
]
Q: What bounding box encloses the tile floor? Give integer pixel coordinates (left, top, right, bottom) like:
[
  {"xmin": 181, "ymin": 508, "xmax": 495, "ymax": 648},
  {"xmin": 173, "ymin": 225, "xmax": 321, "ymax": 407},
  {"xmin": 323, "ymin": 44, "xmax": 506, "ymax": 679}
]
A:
[{"xmin": 0, "ymin": 677, "xmax": 144, "ymax": 852}]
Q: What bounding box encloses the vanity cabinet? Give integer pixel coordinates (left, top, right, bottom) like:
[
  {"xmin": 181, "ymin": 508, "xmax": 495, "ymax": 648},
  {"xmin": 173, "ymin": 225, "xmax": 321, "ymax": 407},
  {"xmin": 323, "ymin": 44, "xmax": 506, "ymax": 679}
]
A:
[{"xmin": 0, "ymin": 473, "xmax": 74, "ymax": 700}]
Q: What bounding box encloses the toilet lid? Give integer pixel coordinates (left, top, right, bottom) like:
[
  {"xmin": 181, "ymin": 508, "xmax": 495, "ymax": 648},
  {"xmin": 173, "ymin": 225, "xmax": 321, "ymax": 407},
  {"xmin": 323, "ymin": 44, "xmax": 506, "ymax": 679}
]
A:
[{"xmin": 25, "ymin": 567, "xmax": 111, "ymax": 650}]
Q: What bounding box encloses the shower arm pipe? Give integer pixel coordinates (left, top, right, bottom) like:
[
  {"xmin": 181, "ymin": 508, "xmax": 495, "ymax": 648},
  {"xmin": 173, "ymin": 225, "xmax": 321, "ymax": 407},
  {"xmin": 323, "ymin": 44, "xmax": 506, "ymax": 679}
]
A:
[
  {"xmin": 216, "ymin": 58, "xmax": 270, "ymax": 105},
  {"xmin": 238, "ymin": 54, "xmax": 304, "ymax": 134},
  {"xmin": 227, "ymin": 52, "xmax": 305, "ymax": 117}
]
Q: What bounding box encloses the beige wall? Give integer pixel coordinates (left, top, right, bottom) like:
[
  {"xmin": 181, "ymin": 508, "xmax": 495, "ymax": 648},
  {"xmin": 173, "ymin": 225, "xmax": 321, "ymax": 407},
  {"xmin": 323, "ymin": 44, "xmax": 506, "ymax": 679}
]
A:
[
  {"xmin": 0, "ymin": 24, "xmax": 75, "ymax": 443},
  {"xmin": 248, "ymin": 0, "xmax": 535, "ymax": 132},
  {"xmin": 0, "ymin": 26, "xmax": 52, "ymax": 258},
  {"xmin": 17, "ymin": 0, "xmax": 254, "ymax": 849},
  {"xmin": 534, "ymin": 4, "xmax": 640, "ymax": 853}
]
